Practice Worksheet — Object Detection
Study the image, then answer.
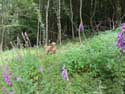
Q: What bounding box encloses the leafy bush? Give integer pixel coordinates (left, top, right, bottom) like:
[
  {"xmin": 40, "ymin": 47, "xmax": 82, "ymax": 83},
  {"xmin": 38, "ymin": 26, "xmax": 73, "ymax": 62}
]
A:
[
  {"xmin": 61, "ymin": 31, "xmax": 125, "ymax": 93},
  {"xmin": 62, "ymin": 32, "xmax": 120, "ymax": 77}
]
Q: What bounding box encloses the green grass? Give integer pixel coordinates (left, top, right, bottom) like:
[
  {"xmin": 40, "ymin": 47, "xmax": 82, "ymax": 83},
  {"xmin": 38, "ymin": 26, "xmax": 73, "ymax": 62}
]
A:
[{"xmin": 0, "ymin": 30, "xmax": 125, "ymax": 94}]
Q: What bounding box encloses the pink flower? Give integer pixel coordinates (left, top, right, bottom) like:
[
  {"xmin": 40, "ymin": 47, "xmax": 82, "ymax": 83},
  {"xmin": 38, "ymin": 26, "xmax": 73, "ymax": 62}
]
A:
[
  {"xmin": 39, "ymin": 66, "xmax": 44, "ymax": 73},
  {"xmin": 79, "ymin": 21, "xmax": 84, "ymax": 32},
  {"xmin": 62, "ymin": 65, "xmax": 69, "ymax": 81},
  {"xmin": 2, "ymin": 87, "xmax": 8, "ymax": 94},
  {"xmin": 4, "ymin": 65, "xmax": 12, "ymax": 87},
  {"xmin": 117, "ymin": 23, "xmax": 125, "ymax": 53}
]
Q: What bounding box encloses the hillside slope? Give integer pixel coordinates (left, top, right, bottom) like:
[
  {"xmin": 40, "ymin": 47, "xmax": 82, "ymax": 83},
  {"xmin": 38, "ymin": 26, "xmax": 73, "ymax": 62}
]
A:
[{"xmin": 1, "ymin": 31, "xmax": 125, "ymax": 94}]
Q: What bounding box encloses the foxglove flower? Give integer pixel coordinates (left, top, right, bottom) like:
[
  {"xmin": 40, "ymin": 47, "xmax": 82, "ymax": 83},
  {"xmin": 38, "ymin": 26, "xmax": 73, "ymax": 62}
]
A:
[
  {"xmin": 39, "ymin": 66, "xmax": 44, "ymax": 73},
  {"xmin": 79, "ymin": 21, "xmax": 84, "ymax": 32},
  {"xmin": 117, "ymin": 23, "xmax": 125, "ymax": 53},
  {"xmin": 4, "ymin": 65, "xmax": 12, "ymax": 87},
  {"xmin": 2, "ymin": 87, "xmax": 8, "ymax": 94},
  {"xmin": 121, "ymin": 23, "xmax": 125, "ymax": 30},
  {"xmin": 62, "ymin": 65, "xmax": 69, "ymax": 81}
]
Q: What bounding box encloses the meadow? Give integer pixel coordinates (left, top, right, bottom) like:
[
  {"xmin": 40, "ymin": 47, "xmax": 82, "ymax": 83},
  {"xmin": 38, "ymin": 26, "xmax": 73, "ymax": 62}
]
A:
[{"xmin": 0, "ymin": 29, "xmax": 125, "ymax": 94}]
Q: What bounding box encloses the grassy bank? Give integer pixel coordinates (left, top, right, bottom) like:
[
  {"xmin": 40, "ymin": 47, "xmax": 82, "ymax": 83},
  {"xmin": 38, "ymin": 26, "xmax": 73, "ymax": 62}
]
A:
[{"xmin": 0, "ymin": 31, "xmax": 125, "ymax": 94}]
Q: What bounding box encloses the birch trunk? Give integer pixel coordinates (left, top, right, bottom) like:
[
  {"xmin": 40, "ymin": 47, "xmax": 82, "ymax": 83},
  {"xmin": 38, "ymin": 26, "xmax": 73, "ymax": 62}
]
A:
[
  {"xmin": 45, "ymin": 0, "xmax": 50, "ymax": 45},
  {"xmin": 37, "ymin": 19, "xmax": 40, "ymax": 47},
  {"xmin": 78, "ymin": 0, "xmax": 82, "ymax": 44},
  {"xmin": 70, "ymin": 0, "xmax": 75, "ymax": 39},
  {"xmin": 57, "ymin": 0, "xmax": 62, "ymax": 45},
  {"xmin": 0, "ymin": 1, "xmax": 5, "ymax": 52}
]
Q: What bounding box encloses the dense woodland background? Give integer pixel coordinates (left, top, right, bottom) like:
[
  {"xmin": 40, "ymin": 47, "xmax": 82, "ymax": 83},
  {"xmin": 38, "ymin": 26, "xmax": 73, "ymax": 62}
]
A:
[{"xmin": 0, "ymin": 0, "xmax": 125, "ymax": 51}]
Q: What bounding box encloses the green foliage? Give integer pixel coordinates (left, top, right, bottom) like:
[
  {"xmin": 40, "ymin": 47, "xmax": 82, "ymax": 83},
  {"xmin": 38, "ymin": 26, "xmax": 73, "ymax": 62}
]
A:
[
  {"xmin": 1, "ymin": 31, "xmax": 125, "ymax": 94},
  {"xmin": 62, "ymin": 32, "xmax": 119, "ymax": 75},
  {"xmin": 115, "ymin": 27, "xmax": 121, "ymax": 33},
  {"xmin": 61, "ymin": 31, "xmax": 125, "ymax": 93},
  {"xmin": 1, "ymin": 53, "xmax": 43, "ymax": 94}
]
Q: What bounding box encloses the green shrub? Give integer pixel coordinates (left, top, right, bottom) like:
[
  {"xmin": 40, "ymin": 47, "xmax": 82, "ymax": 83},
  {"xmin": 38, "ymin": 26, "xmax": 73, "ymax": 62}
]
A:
[{"xmin": 62, "ymin": 32, "xmax": 119, "ymax": 76}]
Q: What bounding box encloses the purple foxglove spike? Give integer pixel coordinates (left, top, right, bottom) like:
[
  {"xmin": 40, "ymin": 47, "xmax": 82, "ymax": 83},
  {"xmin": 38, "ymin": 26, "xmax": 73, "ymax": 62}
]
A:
[
  {"xmin": 62, "ymin": 65, "xmax": 69, "ymax": 81},
  {"xmin": 39, "ymin": 66, "xmax": 44, "ymax": 73},
  {"xmin": 121, "ymin": 23, "xmax": 125, "ymax": 29},
  {"xmin": 2, "ymin": 87, "xmax": 8, "ymax": 94},
  {"xmin": 4, "ymin": 65, "xmax": 12, "ymax": 87},
  {"xmin": 79, "ymin": 21, "xmax": 84, "ymax": 32},
  {"xmin": 117, "ymin": 23, "xmax": 125, "ymax": 53}
]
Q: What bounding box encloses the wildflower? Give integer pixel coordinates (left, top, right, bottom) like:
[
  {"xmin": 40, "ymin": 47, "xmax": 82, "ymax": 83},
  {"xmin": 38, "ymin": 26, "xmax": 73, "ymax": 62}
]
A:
[
  {"xmin": 79, "ymin": 21, "xmax": 84, "ymax": 32},
  {"xmin": 62, "ymin": 65, "xmax": 69, "ymax": 81},
  {"xmin": 4, "ymin": 65, "xmax": 12, "ymax": 87},
  {"xmin": 16, "ymin": 77, "xmax": 22, "ymax": 82},
  {"xmin": 117, "ymin": 23, "xmax": 125, "ymax": 53},
  {"xmin": 39, "ymin": 66, "xmax": 44, "ymax": 73},
  {"xmin": 121, "ymin": 23, "xmax": 125, "ymax": 30},
  {"xmin": 2, "ymin": 87, "xmax": 8, "ymax": 94}
]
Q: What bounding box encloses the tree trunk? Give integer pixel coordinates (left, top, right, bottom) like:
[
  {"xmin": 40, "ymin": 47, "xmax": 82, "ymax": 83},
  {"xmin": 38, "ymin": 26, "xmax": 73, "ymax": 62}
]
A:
[
  {"xmin": 45, "ymin": 0, "xmax": 50, "ymax": 45},
  {"xmin": 37, "ymin": 19, "xmax": 40, "ymax": 47},
  {"xmin": 57, "ymin": 0, "xmax": 62, "ymax": 45},
  {"xmin": 0, "ymin": 0, "xmax": 5, "ymax": 52},
  {"xmin": 116, "ymin": 0, "xmax": 122, "ymax": 25},
  {"xmin": 90, "ymin": 0, "xmax": 96, "ymax": 32},
  {"xmin": 0, "ymin": 28, "xmax": 5, "ymax": 52},
  {"xmin": 79, "ymin": 0, "xmax": 82, "ymax": 44},
  {"xmin": 70, "ymin": 0, "xmax": 75, "ymax": 39}
]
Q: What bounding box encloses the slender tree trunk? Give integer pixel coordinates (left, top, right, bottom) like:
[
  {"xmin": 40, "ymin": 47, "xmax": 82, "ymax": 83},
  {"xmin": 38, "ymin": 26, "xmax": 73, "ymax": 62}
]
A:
[
  {"xmin": 0, "ymin": 28, "xmax": 5, "ymax": 52},
  {"xmin": 39, "ymin": 0, "xmax": 42, "ymax": 46},
  {"xmin": 57, "ymin": 0, "xmax": 62, "ymax": 45},
  {"xmin": 90, "ymin": 0, "xmax": 96, "ymax": 32},
  {"xmin": 24, "ymin": 32, "xmax": 31, "ymax": 47},
  {"xmin": 0, "ymin": 16, "xmax": 5, "ymax": 52},
  {"xmin": 37, "ymin": 19, "xmax": 40, "ymax": 47},
  {"xmin": 79, "ymin": 0, "xmax": 82, "ymax": 44},
  {"xmin": 37, "ymin": 0, "xmax": 42, "ymax": 47},
  {"xmin": 45, "ymin": 0, "xmax": 50, "ymax": 45},
  {"xmin": 0, "ymin": 0, "xmax": 5, "ymax": 52},
  {"xmin": 41, "ymin": 0, "xmax": 46, "ymax": 45},
  {"xmin": 70, "ymin": 0, "xmax": 75, "ymax": 39},
  {"xmin": 116, "ymin": 0, "xmax": 122, "ymax": 25}
]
